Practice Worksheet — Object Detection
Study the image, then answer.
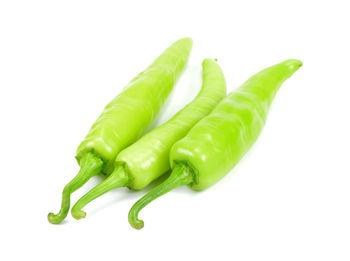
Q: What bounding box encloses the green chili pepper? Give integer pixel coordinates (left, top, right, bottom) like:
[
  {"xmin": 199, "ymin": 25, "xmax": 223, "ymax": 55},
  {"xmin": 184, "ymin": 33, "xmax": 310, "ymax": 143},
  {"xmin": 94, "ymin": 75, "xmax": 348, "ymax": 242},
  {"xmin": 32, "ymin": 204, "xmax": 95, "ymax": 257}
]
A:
[
  {"xmin": 128, "ymin": 59, "xmax": 303, "ymax": 229},
  {"xmin": 48, "ymin": 38, "xmax": 193, "ymax": 224},
  {"xmin": 70, "ymin": 58, "xmax": 227, "ymax": 219}
]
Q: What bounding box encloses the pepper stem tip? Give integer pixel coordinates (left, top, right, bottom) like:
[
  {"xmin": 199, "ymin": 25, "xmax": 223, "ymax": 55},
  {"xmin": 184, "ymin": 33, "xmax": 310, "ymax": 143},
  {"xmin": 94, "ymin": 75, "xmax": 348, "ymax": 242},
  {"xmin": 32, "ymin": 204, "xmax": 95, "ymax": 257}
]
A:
[
  {"xmin": 129, "ymin": 216, "xmax": 144, "ymax": 230},
  {"xmin": 71, "ymin": 209, "xmax": 86, "ymax": 220}
]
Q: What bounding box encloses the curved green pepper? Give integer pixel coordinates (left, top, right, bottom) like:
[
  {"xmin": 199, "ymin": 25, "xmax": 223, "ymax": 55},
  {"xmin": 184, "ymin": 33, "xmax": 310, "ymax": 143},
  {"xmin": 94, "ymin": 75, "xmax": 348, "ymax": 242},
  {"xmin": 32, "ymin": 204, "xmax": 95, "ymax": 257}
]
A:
[
  {"xmin": 128, "ymin": 59, "xmax": 303, "ymax": 229},
  {"xmin": 48, "ymin": 38, "xmax": 193, "ymax": 224},
  {"xmin": 70, "ymin": 58, "xmax": 227, "ymax": 219}
]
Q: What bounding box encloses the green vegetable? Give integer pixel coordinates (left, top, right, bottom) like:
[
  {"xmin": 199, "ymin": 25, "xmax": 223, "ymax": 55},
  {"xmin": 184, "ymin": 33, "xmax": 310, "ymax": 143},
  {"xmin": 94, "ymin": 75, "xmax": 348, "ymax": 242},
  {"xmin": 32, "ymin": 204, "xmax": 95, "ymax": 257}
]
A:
[
  {"xmin": 48, "ymin": 38, "xmax": 193, "ymax": 224},
  {"xmin": 128, "ymin": 59, "xmax": 303, "ymax": 229},
  {"xmin": 70, "ymin": 58, "xmax": 227, "ymax": 219}
]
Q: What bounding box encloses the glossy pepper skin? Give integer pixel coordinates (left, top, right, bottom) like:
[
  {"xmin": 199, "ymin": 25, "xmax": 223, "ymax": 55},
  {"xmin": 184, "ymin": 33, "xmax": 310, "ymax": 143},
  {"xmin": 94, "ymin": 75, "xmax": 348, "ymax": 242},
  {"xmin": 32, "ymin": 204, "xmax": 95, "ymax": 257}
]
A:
[
  {"xmin": 70, "ymin": 58, "xmax": 227, "ymax": 220},
  {"xmin": 128, "ymin": 59, "xmax": 303, "ymax": 229},
  {"xmin": 48, "ymin": 38, "xmax": 193, "ymax": 224}
]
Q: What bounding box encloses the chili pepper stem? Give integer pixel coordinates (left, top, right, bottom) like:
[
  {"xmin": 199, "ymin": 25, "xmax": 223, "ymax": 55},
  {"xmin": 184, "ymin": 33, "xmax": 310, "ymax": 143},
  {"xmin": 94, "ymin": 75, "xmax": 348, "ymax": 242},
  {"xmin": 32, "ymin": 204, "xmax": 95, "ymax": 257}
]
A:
[
  {"xmin": 48, "ymin": 152, "xmax": 103, "ymax": 224},
  {"xmin": 71, "ymin": 164, "xmax": 130, "ymax": 220},
  {"xmin": 128, "ymin": 163, "xmax": 194, "ymax": 230}
]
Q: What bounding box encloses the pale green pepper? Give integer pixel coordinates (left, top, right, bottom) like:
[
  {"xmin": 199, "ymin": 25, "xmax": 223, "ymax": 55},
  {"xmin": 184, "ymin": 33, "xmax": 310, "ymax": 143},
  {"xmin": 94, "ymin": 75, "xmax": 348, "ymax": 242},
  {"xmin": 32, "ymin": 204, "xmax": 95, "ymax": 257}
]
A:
[
  {"xmin": 128, "ymin": 59, "xmax": 303, "ymax": 229},
  {"xmin": 48, "ymin": 38, "xmax": 193, "ymax": 224}
]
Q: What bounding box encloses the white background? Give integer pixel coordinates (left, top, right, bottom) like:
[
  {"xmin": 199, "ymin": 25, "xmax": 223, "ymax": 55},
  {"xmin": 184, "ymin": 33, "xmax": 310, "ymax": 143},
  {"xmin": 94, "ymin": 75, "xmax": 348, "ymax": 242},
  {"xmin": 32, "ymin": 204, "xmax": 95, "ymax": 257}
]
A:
[{"xmin": 1, "ymin": 0, "xmax": 349, "ymax": 260}]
